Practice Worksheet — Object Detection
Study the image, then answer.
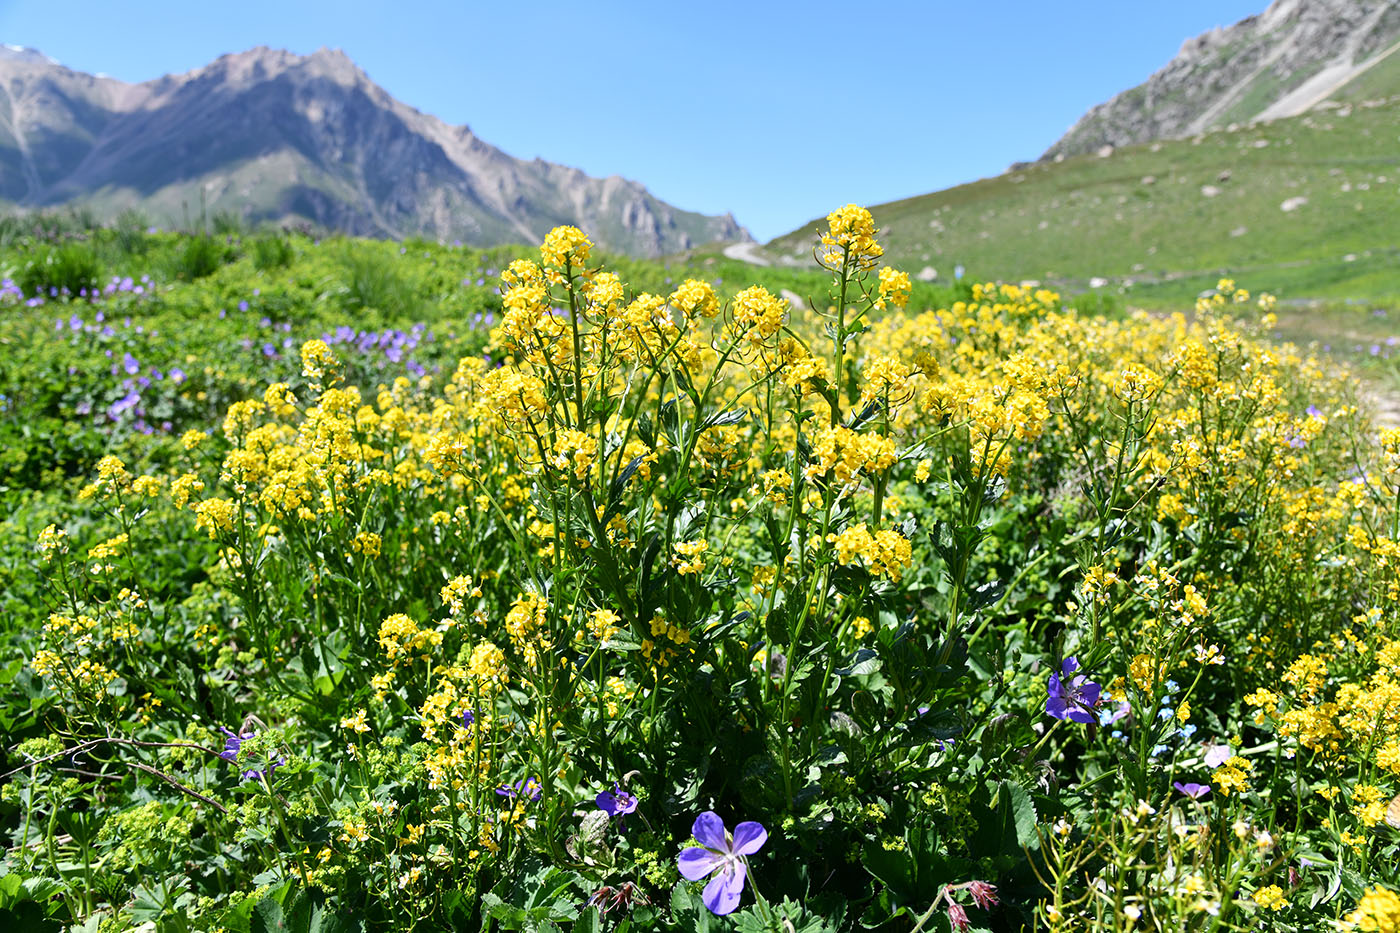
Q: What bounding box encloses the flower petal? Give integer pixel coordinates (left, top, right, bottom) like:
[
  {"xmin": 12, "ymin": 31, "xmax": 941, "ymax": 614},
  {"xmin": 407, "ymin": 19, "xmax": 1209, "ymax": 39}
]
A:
[
  {"xmin": 1046, "ymin": 697, "xmax": 1069, "ymax": 720},
  {"xmin": 1061, "ymin": 657, "xmax": 1080, "ymax": 675},
  {"xmin": 678, "ymin": 846, "xmax": 724, "ymax": 881},
  {"xmin": 702, "ymin": 859, "xmax": 746, "ymax": 915},
  {"xmin": 731, "ymin": 821, "xmax": 767, "ymax": 856},
  {"xmin": 691, "ymin": 811, "xmax": 729, "ymax": 852}
]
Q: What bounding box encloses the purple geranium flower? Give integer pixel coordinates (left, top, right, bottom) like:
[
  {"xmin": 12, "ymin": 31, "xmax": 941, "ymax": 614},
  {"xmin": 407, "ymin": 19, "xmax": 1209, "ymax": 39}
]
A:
[
  {"xmin": 677, "ymin": 811, "xmax": 766, "ymax": 915},
  {"xmin": 596, "ymin": 784, "xmax": 639, "ymax": 820},
  {"xmin": 107, "ymin": 391, "xmax": 140, "ymax": 420},
  {"xmin": 218, "ymin": 726, "xmax": 284, "ymax": 782},
  {"xmin": 495, "ymin": 777, "xmax": 542, "ymax": 801},
  {"xmin": 219, "ymin": 726, "xmax": 255, "ymax": 763},
  {"xmin": 1174, "ymin": 781, "xmax": 1211, "ymax": 800},
  {"xmin": 1046, "ymin": 658, "xmax": 1101, "ymax": 724},
  {"xmin": 1203, "ymin": 744, "xmax": 1232, "ymax": 768}
]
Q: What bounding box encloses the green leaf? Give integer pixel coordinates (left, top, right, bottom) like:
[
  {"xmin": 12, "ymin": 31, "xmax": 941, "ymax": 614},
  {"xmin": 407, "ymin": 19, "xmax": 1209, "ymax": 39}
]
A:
[
  {"xmin": 570, "ymin": 909, "xmax": 602, "ymax": 933},
  {"xmin": 1005, "ymin": 780, "xmax": 1039, "ymax": 849},
  {"xmin": 308, "ymin": 904, "xmax": 364, "ymax": 933},
  {"xmin": 702, "ymin": 407, "xmax": 749, "ymax": 429},
  {"xmin": 836, "ymin": 647, "xmax": 881, "ymax": 677},
  {"xmin": 966, "ymin": 578, "xmax": 1006, "ymax": 612},
  {"xmin": 861, "ymin": 836, "xmax": 914, "ymax": 900},
  {"xmin": 250, "ymin": 896, "xmax": 285, "ymax": 933}
]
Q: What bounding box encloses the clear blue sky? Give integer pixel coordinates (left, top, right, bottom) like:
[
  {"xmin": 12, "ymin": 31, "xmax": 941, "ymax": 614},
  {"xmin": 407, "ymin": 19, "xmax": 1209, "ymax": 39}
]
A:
[{"xmin": 0, "ymin": 0, "xmax": 1267, "ymax": 241}]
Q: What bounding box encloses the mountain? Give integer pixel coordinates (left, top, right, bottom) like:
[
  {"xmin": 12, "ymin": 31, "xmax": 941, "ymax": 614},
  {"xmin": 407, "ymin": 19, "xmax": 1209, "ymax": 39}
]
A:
[
  {"xmin": 766, "ymin": 0, "xmax": 1400, "ymax": 304},
  {"xmin": 1044, "ymin": 0, "xmax": 1400, "ymax": 160},
  {"xmin": 0, "ymin": 45, "xmax": 749, "ymax": 256}
]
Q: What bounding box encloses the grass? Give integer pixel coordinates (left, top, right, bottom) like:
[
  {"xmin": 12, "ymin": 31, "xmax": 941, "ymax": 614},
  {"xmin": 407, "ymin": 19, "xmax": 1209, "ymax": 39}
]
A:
[{"xmin": 768, "ymin": 96, "xmax": 1400, "ymax": 305}]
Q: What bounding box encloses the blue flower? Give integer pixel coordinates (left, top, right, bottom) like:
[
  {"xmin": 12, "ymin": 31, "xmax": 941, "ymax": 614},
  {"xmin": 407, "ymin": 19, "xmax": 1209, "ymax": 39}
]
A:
[
  {"xmin": 596, "ymin": 784, "xmax": 638, "ymax": 822},
  {"xmin": 218, "ymin": 726, "xmax": 284, "ymax": 783},
  {"xmin": 1046, "ymin": 658, "xmax": 1101, "ymax": 724},
  {"xmin": 677, "ymin": 812, "xmax": 766, "ymax": 915},
  {"xmin": 1174, "ymin": 781, "xmax": 1211, "ymax": 800},
  {"xmin": 495, "ymin": 777, "xmax": 542, "ymax": 801}
]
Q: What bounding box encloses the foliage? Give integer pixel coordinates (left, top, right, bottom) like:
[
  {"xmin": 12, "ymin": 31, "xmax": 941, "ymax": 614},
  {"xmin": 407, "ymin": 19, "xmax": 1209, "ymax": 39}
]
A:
[{"xmin": 2, "ymin": 210, "xmax": 1400, "ymax": 932}]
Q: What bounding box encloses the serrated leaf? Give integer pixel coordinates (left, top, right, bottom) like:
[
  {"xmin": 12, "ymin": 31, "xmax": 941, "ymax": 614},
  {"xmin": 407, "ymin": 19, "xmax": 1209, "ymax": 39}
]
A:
[{"xmin": 1005, "ymin": 780, "xmax": 1039, "ymax": 849}]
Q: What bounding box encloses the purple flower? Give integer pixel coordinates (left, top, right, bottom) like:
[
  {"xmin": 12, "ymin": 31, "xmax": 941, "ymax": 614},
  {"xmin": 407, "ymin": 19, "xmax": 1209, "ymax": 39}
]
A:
[
  {"xmin": 677, "ymin": 811, "xmax": 766, "ymax": 915},
  {"xmin": 1046, "ymin": 658, "xmax": 1101, "ymax": 724},
  {"xmin": 218, "ymin": 726, "xmax": 285, "ymax": 783},
  {"xmin": 107, "ymin": 391, "xmax": 140, "ymax": 420},
  {"xmin": 1203, "ymin": 744, "xmax": 1232, "ymax": 768},
  {"xmin": 122, "ymin": 353, "xmax": 140, "ymax": 375},
  {"xmin": 219, "ymin": 726, "xmax": 255, "ymax": 763},
  {"xmin": 596, "ymin": 784, "xmax": 638, "ymax": 820},
  {"xmin": 1174, "ymin": 781, "xmax": 1211, "ymax": 800},
  {"xmin": 496, "ymin": 777, "xmax": 542, "ymax": 801},
  {"xmin": 1098, "ymin": 698, "xmax": 1131, "ymax": 726}
]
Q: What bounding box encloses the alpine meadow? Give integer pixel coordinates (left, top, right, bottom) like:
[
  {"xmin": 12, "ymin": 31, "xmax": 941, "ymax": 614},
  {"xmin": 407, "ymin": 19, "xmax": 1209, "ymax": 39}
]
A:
[{"xmin": 3, "ymin": 1, "xmax": 1400, "ymax": 931}]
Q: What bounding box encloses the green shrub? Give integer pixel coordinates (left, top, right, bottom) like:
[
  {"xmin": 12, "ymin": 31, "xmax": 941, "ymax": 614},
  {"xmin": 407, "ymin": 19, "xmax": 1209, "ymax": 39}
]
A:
[
  {"xmin": 168, "ymin": 235, "xmax": 230, "ymax": 281},
  {"xmin": 16, "ymin": 242, "xmax": 101, "ymax": 297},
  {"xmin": 339, "ymin": 245, "xmax": 419, "ymax": 315},
  {"xmin": 251, "ymin": 234, "xmax": 295, "ymax": 271}
]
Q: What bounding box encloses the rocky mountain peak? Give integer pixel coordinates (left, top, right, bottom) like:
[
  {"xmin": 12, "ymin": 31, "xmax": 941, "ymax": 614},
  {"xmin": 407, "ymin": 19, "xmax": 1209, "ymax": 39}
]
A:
[
  {"xmin": 0, "ymin": 46, "xmax": 747, "ymax": 255},
  {"xmin": 0, "ymin": 44, "xmax": 61, "ymax": 66},
  {"xmin": 1043, "ymin": 0, "xmax": 1400, "ymax": 160}
]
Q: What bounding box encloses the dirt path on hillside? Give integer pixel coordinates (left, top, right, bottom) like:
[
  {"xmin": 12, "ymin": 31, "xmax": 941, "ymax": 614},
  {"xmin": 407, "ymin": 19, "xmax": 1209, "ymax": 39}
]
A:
[{"xmin": 722, "ymin": 241, "xmax": 770, "ymax": 266}]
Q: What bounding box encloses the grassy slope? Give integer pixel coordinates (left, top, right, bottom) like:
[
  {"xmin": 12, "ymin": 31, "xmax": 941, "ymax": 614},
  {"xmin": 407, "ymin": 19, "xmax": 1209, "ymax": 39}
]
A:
[{"xmin": 769, "ymin": 97, "xmax": 1400, "ymax": 306}]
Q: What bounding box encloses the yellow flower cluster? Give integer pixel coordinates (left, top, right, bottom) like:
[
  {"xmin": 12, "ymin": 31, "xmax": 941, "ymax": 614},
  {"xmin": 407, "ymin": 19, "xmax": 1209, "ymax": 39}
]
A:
[
  {"xmin": 539, "ymin": 225, "xmax": 592, "ymax": 275},
  {"xmin": 830, "ymin": 524, "xmax": 913, "ymax": 582},
  {"xmin": 806, "ymin": 425, "xmax": 898, "ymax": 485},
  {"xmin": 1348, "ymin": 887, "xmax": 1400, "ymax": 932},
  {"xmin": 729, "ymin": 286, "xmax": 788, "ymax": 345},
  {"xmin": 820, "ymin": 203, "xmax": 883, "ymax": 267},
  {"xmin": 378, "ymin": 613, "xmax": 441, "ymax": 663},
  {"xmin": 670, "ymin": 278, "xmax": 720, "ymax": 319},
  {"xmin": 672, "ymin": 540, "xmax": 708, "ymax": 576},
  {"xmin": 1211, "ymin": 755, "xmax": 1253, "ymax": 797},
  {"xmin": 875, "ymin": 267, "xmax": 911, "ymax": 310},
  {"xmin": 504, "ymin": 592, "xmax": 549, "ymax": 663}
]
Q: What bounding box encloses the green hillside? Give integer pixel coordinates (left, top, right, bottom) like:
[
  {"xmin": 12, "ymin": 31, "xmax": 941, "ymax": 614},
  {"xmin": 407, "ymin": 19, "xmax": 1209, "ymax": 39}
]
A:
[{"xmin": 770, "ymin": 96, "xmax": 1400, "ymax": 305}]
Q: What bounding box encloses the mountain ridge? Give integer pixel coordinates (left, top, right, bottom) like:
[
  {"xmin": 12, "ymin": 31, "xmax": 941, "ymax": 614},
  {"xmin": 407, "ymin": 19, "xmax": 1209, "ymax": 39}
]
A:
[
  {"xmin": 0, "ymin": 45, "xmax": 749, "ymax": 256},
  {"xmin": 1043, "ymin": 0, "xmax": 1400, "ymax": 160}
]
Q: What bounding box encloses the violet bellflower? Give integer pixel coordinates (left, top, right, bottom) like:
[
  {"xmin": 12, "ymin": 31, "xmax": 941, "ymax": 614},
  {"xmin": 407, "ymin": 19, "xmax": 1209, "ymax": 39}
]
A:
[
  {"xmin": 1045, "ymin": 658, "xmax": 1101, "ymax": 724},
  {"xmin": 677, "ymin": 811, "xmax": 767, "ymax": 915}
]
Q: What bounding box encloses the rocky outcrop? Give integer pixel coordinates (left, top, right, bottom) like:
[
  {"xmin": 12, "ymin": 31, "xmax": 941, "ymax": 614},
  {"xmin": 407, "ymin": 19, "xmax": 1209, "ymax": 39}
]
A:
[
  {"xmin": 0, "ymin": 46, "xmax": 749, "ymax": 255},
  {"xmin": 1043, "ymin": 0, "xmax": 1400, "ymax": 160}
]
